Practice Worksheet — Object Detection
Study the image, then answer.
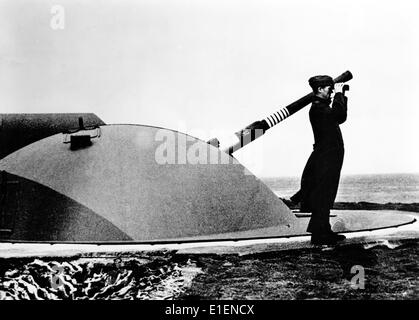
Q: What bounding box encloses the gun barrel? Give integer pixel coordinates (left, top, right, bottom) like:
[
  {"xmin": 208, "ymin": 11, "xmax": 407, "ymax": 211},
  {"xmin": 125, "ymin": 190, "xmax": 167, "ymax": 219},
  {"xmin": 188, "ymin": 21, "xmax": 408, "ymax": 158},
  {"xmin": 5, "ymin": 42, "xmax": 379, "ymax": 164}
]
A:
[{"xmin": 214, "ymin": 71, "xmax": 352, "ymax": 155}]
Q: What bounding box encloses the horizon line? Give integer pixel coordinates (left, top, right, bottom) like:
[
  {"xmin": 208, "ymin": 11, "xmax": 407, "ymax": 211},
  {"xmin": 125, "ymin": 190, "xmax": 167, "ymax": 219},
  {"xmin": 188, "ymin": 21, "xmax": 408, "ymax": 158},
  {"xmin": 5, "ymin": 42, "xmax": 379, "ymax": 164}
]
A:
[{"xmin": 259, "ymin": 172, "xmax": 419, "ymax": 179}]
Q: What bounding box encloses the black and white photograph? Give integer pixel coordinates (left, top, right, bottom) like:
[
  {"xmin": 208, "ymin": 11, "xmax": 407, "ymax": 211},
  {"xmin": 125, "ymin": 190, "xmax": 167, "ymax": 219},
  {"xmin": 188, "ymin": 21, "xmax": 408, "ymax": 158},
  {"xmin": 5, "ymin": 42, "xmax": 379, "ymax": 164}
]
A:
[{"xmin": 0, "ymin": 0, "xmax": 418, "ymax": 311}]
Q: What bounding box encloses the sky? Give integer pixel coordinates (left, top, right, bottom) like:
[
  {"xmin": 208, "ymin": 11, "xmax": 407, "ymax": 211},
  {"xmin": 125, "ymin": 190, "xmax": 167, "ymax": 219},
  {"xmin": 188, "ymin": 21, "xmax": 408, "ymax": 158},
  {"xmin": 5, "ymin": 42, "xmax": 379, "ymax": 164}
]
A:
[{"xmin": 1, "ymin": 0, "xmax": 418, "ymax": 177}]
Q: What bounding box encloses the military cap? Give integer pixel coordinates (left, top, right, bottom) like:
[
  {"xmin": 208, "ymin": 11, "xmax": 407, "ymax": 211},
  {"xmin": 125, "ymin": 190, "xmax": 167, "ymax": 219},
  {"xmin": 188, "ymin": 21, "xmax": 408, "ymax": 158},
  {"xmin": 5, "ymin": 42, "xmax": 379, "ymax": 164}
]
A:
[{"xmin": 308, "ymin": 75, "xmax": 334, "ymax": 90}]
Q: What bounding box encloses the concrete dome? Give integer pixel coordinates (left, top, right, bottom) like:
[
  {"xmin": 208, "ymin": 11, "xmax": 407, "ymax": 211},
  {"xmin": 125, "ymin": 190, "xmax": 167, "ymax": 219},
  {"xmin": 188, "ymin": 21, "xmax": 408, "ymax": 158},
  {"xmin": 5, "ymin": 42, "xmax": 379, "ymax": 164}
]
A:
[{"xmin": 0, "ymin": 125, "xmax": 297, "ymax": 243}]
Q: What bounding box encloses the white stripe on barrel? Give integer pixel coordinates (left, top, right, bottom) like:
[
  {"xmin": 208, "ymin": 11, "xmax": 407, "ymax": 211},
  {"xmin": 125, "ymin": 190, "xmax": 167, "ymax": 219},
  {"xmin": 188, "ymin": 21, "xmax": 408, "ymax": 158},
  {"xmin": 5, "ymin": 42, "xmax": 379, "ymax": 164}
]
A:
[{"xmin": 265, "ymin": 107, "xmax": 291, "ymax": 128}]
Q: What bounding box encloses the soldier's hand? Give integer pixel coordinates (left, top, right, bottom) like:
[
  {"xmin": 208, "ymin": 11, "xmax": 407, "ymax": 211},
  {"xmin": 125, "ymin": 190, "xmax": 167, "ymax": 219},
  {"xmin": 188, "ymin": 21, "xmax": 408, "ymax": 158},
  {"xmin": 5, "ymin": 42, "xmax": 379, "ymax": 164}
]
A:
[{"xmin": 334, "ymin": 83, "xmax": 344, "ymax": 93}]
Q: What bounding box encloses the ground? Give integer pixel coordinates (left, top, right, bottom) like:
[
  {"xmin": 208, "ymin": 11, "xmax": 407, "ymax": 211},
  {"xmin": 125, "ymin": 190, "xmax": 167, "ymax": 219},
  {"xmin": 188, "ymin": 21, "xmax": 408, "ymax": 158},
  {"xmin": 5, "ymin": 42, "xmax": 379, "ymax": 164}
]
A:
[
  {"xmin": 179, "ymin": 241, "xmax": 419, "ymax": 300},
  {"xmin": 0, "ymin": 202, "xmax": 418, "ymax": 300}
]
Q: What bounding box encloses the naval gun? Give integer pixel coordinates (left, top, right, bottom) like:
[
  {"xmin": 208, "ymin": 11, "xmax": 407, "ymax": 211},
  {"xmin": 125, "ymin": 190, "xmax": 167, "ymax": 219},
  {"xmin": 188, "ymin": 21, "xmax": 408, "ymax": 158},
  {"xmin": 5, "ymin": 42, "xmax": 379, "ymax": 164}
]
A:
[
  {"xmin": 0, "ymin": 86, "xmax": 415, "ymax": 244},
  {"xmin": 208, "ymin": 71, "xmax": 353, "ymax": 155}
]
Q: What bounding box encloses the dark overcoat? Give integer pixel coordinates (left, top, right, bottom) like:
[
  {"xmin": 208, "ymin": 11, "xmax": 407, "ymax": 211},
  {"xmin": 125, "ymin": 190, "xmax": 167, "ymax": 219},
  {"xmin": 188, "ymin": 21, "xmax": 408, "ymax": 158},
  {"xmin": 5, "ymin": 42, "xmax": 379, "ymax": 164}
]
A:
[{"xmin": 299, "ymin": 92, "xmax": 348, "ymax": 234}]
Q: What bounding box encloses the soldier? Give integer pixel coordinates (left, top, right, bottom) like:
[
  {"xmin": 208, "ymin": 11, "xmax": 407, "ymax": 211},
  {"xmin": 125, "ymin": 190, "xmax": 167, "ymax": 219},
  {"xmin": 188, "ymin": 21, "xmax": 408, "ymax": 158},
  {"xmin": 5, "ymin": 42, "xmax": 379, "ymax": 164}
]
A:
[{"xmin": 298, "ymin": 75, "xmax": 348, "ymax": 245}]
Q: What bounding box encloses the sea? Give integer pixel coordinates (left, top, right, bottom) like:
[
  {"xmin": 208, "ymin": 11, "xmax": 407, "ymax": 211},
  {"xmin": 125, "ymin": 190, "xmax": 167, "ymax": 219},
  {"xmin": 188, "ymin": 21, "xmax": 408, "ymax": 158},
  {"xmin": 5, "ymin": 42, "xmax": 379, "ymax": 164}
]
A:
[{"xmin": 262, "ymin": 173, "xmax": 419, "ymax": 204}]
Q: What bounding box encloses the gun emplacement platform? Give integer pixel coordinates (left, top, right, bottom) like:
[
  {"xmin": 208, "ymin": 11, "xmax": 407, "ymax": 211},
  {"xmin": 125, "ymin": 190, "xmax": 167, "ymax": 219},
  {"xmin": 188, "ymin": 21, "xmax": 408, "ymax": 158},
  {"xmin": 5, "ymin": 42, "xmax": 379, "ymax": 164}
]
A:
[{"xmin": 0, "ymin": 123, "xmax": 415, "ymax": 246}]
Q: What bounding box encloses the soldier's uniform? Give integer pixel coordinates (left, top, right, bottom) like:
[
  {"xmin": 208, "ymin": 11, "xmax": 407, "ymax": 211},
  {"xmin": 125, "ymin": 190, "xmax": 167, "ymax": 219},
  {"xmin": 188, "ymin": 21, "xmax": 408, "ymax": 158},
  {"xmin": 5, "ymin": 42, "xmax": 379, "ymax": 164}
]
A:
[{"xmin": 299, "ymin": 76, "xmax": 348, "ymax": 236}]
